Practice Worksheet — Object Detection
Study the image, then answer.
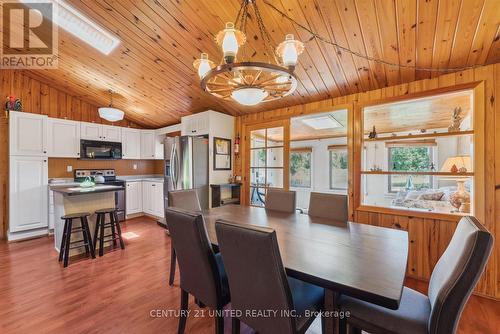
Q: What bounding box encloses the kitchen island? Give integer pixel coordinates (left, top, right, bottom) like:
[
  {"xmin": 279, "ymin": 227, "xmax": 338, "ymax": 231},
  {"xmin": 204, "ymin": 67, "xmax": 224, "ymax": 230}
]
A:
[{"xmin": 51, "ymin": 185, "xmax": 124, "ymax": 255}]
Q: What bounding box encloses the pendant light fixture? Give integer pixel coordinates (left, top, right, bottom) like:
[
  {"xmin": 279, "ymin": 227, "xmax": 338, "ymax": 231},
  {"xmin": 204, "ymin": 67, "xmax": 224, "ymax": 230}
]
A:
[
  {"xmin": 193, "ymin": 0, "xmax": 304, "ymax": 106},
  {"xmin": 98, "ymin": 90, "xmax": 124, "ymax": 122}
]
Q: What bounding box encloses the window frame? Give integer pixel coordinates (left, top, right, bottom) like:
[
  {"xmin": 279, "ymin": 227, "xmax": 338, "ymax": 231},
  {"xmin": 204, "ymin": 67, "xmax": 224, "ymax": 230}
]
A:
[
  {"xmin": 387, "ymin": 145, "xmax": 434, "ymax": 193},
  {"xmin": 329, "ymin": 147, "xmax": 348, "ymax": 191},
  {"xmin": 289, "ymin": 148, "xmax": 312, "ymax": 189}
]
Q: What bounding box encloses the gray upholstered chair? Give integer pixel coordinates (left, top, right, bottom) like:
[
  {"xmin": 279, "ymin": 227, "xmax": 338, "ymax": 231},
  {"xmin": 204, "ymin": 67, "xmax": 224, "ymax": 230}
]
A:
[
  {"xmin": 308, "ymin": 192, "xmax": 348, "ymax": 222},
  {"xmin": 265, "ymin": 189, "xmax": 296, "ymax": 213},
  {"xmin": 167, "ymin": 189, "xmax": 202, "ymax": 286},
  {"xmin": 339, "ymin": 216, "xmax": 493, "ymax": 334},
  {"xmin": 165, "ymin": 208, "xmax": 230, "ymax": 334},
  {"xmin": 215, "ymin": 220, "xmax": 325, "ymax": 334}
]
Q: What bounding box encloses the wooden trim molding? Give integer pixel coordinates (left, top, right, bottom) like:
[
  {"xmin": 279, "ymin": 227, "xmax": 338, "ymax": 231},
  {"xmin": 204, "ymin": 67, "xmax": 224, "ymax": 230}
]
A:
[{"xmin": 327, "ymin": 144, "xmax": 348, "ymax": 150}]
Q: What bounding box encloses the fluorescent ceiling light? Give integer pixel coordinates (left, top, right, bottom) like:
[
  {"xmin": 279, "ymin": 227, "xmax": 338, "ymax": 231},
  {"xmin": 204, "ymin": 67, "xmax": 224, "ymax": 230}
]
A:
[
  {"xmin": 22, "ymin": 0, "xmax": 120, "ymax": 55},
  {"xmin": 302, "ymin": 115, "xmax": 342, "ymax": 130}
]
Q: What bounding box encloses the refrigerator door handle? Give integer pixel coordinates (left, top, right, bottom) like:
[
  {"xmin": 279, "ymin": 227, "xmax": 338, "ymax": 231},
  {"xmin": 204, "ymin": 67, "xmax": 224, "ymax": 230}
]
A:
[
  {"xmin": 170, "ymin": 141, "xmax": 176, "ymax": 189},
  {"xmin": 173, "ymin": 141, "xmax": 180, "ymax": 190}
]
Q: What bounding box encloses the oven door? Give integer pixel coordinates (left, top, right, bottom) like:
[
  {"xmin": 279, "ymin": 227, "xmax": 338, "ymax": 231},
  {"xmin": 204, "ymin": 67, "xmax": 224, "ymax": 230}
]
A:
[{"xmin": 81, "ymin": 140, "xmax": 122, "ymax": 160}]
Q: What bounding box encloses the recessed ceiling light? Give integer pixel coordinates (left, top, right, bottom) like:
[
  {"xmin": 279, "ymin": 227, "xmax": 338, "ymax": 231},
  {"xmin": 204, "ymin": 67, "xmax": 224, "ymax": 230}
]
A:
[
  {"xmin": 302, "ymin": 115, "xmax": 342, "ymax": 130},
  {"xmin": 22, "ymin": 0, "xmax": 120, "ymax": 55}
]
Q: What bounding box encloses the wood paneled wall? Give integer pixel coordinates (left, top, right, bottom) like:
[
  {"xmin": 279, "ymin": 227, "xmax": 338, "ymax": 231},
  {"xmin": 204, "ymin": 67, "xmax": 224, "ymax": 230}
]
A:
[
  {"xmin": 234, "ymin": 64, "xmax": 500, "ymax": 299},
  {"xmin": 0, "ymin": 70, "xmax": 149, "ymax": 239}
]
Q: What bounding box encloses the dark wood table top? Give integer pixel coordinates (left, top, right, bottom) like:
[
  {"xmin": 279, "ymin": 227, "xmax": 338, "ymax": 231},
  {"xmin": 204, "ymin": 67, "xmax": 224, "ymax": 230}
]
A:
[{"xmin": 203, "ymin": 205, "xmax": 408, "ymax": 310}]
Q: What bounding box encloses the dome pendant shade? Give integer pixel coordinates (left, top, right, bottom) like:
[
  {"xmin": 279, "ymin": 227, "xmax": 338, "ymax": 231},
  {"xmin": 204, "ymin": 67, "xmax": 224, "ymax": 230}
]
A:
[
  {"xmin": 99, "ymin": 90, "xmax": 124, "ymax": 122},
  {"xmin": 98, "ymin": 107, "xmax": 125, "ymax": 122},
  {"xmin": 231, "ymin": 88, "xmax": 268, "ymax": 106}
]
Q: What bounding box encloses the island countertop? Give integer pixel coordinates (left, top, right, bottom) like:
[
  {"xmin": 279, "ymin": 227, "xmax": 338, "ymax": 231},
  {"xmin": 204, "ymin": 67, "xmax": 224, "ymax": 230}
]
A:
[{"xmin": 51, "ymin": 185, "xmax": 124, "ymax": 196}]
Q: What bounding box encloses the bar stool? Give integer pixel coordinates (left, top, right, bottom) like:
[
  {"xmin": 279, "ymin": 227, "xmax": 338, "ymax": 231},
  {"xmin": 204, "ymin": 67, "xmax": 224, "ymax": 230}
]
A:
[
  {"xmin": 59, "ymin": 212, "xmax": 95, "ymax": 267},
  {"xmin": 93, "ymin": 208, "xmax": 125, "ymax": 256}
]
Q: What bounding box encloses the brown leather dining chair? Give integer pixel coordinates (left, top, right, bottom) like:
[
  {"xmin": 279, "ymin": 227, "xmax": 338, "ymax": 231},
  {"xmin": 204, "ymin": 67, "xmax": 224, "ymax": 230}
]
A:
[
  {"xmin": 265, "ymin": 189, "xmax": 296, "ymax": 213},
  {"xmin": 339, "ymin": 216, "xmax": 493, "ymax": 334},
  {"xmin": 308, "ymin": 192, "xmax": 348, "ymax": 222},
  {"xmin": 165, "ymin": 208, "xmax": 230, "ymax": 334},
  {"xmin": 167, "ymin": 189, "xmax": 202, "ymax": 286},
  {"xmin": 215, "ymin": 220, "xmax": 325, "ymax": 334}
]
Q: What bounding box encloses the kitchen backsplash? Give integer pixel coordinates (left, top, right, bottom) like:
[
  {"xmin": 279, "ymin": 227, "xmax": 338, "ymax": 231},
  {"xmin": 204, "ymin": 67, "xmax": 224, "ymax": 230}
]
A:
[{"xmin": 48, "ymin": 158, "xmax": 164, "ymax": 178}]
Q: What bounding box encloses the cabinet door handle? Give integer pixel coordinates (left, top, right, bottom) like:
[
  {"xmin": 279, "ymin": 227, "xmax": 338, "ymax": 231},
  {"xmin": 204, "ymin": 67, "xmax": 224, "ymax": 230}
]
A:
[{"xmin": 43, "ymin": 151, "xmax": 47, "ymax": 154}]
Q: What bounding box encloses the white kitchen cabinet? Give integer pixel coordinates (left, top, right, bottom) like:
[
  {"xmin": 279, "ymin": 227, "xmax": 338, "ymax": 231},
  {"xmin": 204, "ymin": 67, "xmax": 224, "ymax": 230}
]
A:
[
  {"xmin": 142, "ymin": 181, "xmax": 164, "ymax": 217},
  {"xmin": 101, "ymin": 125, "xmax": 121, "ymax": 142},
  {"xmin": 9, "ymin": 111, "xmax": 48, "ymax": 156},
  {"xmin": 9, "ymin": 156, "xmax": 48, "ymax": 232},
  {"xmin": 140, "ymin": 130, "xmax": 156, "ymax": 159},
  {"xmin": 121, "ymin": 128, "xmax": 141, "ymax": 159},
  {"xmin": 181, "ymin": 112, "xmax": 209, "ymax": 135},
  {"xmin": 81, "ymin": 122, "xmax": 121, "ymax": 142},
  {"xmin": 48, "ymin": 118, "xmax": 81, "ymax": 158},
  {"xmin": 126, "ymin": 181, "xmax": 142, "ymax": 215}
]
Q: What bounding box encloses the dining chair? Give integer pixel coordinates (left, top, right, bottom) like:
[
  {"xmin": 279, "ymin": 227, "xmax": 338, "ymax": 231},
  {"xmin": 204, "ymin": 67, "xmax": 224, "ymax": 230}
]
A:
[
  {"xmin": 215, "ymin": 220, "xmax": 325, "ymax": 334},
  {"xmin": 339, "ymin": 216, "xmax": 493, "ymax": 334},
  {"xmin": 165, "ymin": 208, "xmax": 230, "ymax": 334},
  {"xmin": 265, "ymin": 189, "xmax": 296, "ymax": 213},
  {"xmin": 308, "ymin": 192, "xmax": 348, "ymax": 222},
  {"xmin": 167, "ymin": 189, "xmax": 202, "ymax": 286}
]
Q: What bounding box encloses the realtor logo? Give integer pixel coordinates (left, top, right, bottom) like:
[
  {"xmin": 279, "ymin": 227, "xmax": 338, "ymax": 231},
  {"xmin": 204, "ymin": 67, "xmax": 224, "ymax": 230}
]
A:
[{"xmin": 1, "ymin": 1, "xmax": 58, "ymax": 68}]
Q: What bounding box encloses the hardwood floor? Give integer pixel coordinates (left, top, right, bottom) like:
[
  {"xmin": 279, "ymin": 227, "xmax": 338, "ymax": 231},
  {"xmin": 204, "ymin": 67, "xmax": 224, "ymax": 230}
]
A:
[{"xmin": 0, "ymin": 217, "xmax": 498, "ymax": 334}]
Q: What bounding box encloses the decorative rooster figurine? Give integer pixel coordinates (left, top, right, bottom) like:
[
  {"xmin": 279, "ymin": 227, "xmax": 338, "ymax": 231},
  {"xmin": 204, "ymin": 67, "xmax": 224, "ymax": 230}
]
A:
[
  {"xmin": 448, "ymin": 107, "xmax": 462, "ymax": 132},
  {"xmin": 5, "ymin": 96, "xmax": 22, "ymax": 114}
]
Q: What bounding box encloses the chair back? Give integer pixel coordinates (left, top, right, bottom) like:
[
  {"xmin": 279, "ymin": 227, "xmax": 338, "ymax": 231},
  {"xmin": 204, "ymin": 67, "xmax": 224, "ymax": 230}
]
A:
[
  {"xmin": 165, "ymin": 207, "xmax": 223, "ymax": 308},
  {"xmin": 215, "ymin": 220, "xmax": 296, "ymax": 334},
  {"xmin": 428, "ymin": 216, "xmax": 493, "ymax": 334},
  {"xmin": 265, "ymin": 189, "xmax": 296, "ymax": 213},
  {"xmin": 168, "ymin": 189, "xmax": 202, "ymax": 212},
  {"xmin": 308, "ymin": 192, "xmax": 348, "ymax": 222}
]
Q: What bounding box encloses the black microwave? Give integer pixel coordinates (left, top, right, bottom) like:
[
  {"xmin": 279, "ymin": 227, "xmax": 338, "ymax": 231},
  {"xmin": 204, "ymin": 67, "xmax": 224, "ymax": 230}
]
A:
[{"xmin": 80, "ymin": 140, "xmax": 122, "ymax": 160}]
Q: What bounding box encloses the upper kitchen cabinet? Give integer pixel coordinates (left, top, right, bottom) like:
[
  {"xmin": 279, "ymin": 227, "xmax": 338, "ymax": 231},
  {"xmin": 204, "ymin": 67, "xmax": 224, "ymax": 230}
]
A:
[
  {"xmin": 181, "ymin": 112, "xmax": 209, "ymax": 136},
  {"xmin": 48, "ymin": 118, "xmax": 81, "ymax": 158},
  {"xmin": 81, "ymin": 122, "xmax": 122, "ymax": 142},
  {"xmin": 9, "ymin": 111, "xmax": 48, "ymax": 157},
  {"xmin": 121, "ymin": 128, "xmax": 141, "ymax": 159},
  {"xmin": 140, "ymin": 130, "xmax": 156, "ymax": 159}
]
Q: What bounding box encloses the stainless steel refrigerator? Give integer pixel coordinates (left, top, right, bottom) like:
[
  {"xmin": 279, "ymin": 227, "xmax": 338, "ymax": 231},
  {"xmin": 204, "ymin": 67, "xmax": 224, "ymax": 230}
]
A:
[{"xmin": 163, "ymin": 136, "xmax": 209, "ymax": 217}]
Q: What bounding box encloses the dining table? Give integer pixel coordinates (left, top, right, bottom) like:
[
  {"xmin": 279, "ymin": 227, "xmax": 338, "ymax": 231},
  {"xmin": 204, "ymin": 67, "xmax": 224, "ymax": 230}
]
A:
[{"xmin": 202, "ymin": 205, "xmax": 409, "ymax": 333}]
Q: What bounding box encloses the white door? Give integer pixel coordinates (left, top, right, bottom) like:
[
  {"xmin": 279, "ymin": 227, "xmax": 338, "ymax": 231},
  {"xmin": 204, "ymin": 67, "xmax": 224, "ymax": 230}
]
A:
[
  {"xmin": 101, "ymin": 125, "xmax": 122, "ymax": 142},
  {"xmin": 48, "ymin": 118, "xmax": 81, "ymax": 158},
  {"xmin": 9, "ymin": 111, "xmax": 48, "ymax": 156},
  {"xmin": 122, "ymin": 128, "xmax": 141, "ymax": 159},
  {"xmin": 9, "ymin": 156, "xmax": 48, "ymax": 232},
  {"xmin": 140, "ymin": 131, "xmax": 156, "ymax": 159},
  {"xmin": 80, "ymin": 122, "xmax": 102, "ymax": 141},
  {"xmin": 126, "ymin": 181, "xmax": 142, "ymax": 215},
  {"xmin": 142, "ymin": 181, "xmax": 154, "ymax": 215}
]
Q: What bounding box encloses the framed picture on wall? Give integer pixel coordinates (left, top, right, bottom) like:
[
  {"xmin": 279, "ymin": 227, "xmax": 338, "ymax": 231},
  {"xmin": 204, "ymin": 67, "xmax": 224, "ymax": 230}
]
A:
[{"xmin": 214, "ymin": 137, "xmax": 231, "ymax": 170}]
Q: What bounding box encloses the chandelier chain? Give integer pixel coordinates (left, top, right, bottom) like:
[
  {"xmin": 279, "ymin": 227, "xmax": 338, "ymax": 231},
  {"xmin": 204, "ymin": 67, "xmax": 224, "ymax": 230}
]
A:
[{"xmin": 263, "ymin": 0, "xmax": 481, "ymax": 73}]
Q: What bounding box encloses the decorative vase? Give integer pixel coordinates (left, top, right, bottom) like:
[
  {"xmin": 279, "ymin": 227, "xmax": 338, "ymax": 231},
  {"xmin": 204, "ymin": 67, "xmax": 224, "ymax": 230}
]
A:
[{"xmin": 449, "ymin": 180, "xmax": 470, "ymax": 212}]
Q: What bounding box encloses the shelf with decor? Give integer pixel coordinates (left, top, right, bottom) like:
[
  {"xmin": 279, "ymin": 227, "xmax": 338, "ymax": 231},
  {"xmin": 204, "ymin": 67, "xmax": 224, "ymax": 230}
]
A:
[
  {"xmin": 363, "ymin": 130, "xmax": 474, "ymax": 142},
  {"xmin": 360, "ymin": 171, "xmax": 474, "ymax": 176}
]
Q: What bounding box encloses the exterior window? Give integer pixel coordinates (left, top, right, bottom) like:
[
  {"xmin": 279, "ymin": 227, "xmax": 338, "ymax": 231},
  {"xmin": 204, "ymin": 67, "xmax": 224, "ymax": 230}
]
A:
[
  {"xmin": 290, "ymin": 150, "xmax": 311, "ymax": 188},
  {"xmin": 388, "ymin": 146, "xmax": 433, "ymax": 192},
  {"xmin": 329, "ymin": 149, "xmax": 348, "ymax": 190}
]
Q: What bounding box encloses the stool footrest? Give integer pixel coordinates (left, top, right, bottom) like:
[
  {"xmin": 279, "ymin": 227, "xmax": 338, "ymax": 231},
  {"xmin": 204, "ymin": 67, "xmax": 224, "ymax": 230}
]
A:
[{"xmin": 69, "ymin": 243, "xmax": 91, "ymax": 250}]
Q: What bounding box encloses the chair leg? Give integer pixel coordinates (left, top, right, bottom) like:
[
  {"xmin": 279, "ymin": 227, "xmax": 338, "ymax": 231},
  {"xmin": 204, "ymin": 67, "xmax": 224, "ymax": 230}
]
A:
[
  {"xmin": 99, "ymin": 213, "xmax": 105, "ymax": 257},
  {"xmin": 215, "ymin": 308, "xmax": 224, "ymax": 334},
  {"xmin": 348, "ymin": 324, "xmax": 362, "ymax": 334},
  {"xmin": 93, "ymin": 213, "xmax": 100, "ymax": 254},
  {"xmin": 232, "ymin": 317, "xmax": 240, "ymax": 334},
  {"xmin": 195, "ymin": 299, "xmax": 205, "ymax": 308},
  {"xmin": 169, "ymin": 244, "xmax": 176, "ymax": 286},
  {"xmin": 321, "ymin": 311, "xmax": 327, "ymax": 334},
  {"xmin": 109, "ymin": 212, "xmax": 117, "ymax": 247},
  {"xmin": 338, "ymin": 317, "xmax": 347, "ymax": 334},
  {"xmin": 83, "ymin": 217, "xmax": 95, "ymax": 259},
  {"xmin": 80, "ymin": 217, "xmax": 90, "ymax": 255},
  {"xmin": 178, "ymin": 289, "xmax": 189, "ymax": 334},
  {"xmin": 59, "ymin": 219, "xmax": 69, "ymax": 262},
  {"xmin": 63, "ymin": 218, "xmax": 73, "ymax": 267},
  {"xmin": 113, "ymin": 211, "xmax": 125, "ymax": 249}
]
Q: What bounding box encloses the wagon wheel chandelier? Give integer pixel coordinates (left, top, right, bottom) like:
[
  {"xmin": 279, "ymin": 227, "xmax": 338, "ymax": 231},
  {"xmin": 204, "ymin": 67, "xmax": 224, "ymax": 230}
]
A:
[{"xmin": 193, "ymin": 0, "xmax": 304, "ymax": 106}]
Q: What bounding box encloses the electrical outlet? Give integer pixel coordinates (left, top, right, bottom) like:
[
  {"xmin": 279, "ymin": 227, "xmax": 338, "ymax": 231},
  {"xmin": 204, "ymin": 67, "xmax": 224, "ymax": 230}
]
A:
[
  {"xmin": 133, "ymin": 164, "xmax": 137, "ymax": 170},
  {"xmin": 67, "ymin": 165, "xmax": 73, "ymax": 172}
]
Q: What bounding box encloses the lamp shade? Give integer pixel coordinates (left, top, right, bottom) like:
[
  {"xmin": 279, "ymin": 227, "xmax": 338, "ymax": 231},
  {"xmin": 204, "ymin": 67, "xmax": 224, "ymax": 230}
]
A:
[
  {"xmin": 231, "ymin": 88, "xmax": 268, "ymax": 106},
  {"xmin": 98, "ymin": 107, "xmax": 124, "ymax": 122},
  {"xmin": 440, "ymin": 156, "xmax": 472, "ymax": 173}
]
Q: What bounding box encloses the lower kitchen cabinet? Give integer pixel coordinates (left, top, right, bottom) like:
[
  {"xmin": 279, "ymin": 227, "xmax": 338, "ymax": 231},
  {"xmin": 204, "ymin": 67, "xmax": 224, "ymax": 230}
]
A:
[
  {"xmin": 126, "ymin": 181, "xmax": 143, "ymax": 215},
  {"xmin": 9, "ymin": 156, "xmax": 48, "ymax": 233},
  {"xmin": 142, "ymin": 181, "xmax": 164, "ymax": 217}
]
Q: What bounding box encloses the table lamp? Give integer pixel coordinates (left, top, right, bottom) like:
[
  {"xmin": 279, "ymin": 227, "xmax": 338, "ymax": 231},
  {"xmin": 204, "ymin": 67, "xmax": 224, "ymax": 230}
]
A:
[{"xmin": 440, "ymin": 156, "xmax": 472, "ymax": 213}]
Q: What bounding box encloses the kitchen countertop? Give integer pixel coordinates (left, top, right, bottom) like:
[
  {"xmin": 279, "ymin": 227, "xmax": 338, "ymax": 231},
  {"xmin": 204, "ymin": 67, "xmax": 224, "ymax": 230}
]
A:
[
  {"xmin": 51, "ymin": 185, "xmax": 125, "ymax": 196},
  {"xmin": 120, "ymin": 176, "xmax": 164, "ymax": 182}
]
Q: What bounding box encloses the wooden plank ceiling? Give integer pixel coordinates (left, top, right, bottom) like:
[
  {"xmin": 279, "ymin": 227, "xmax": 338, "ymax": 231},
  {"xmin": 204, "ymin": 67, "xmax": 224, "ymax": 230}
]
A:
[{"xmin": 22, "ymin": 0, "xmax": 500, "ymax": 128}]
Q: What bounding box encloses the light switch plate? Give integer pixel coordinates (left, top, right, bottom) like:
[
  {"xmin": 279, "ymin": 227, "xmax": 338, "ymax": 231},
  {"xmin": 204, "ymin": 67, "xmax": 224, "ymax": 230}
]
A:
[
  {"xmin": 67, "ymin": 165, "xmax": 73, "ymax": 172},
  {"xmin": 133, "ymin": 164, "xmax": 137, "ymax": 170}
]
